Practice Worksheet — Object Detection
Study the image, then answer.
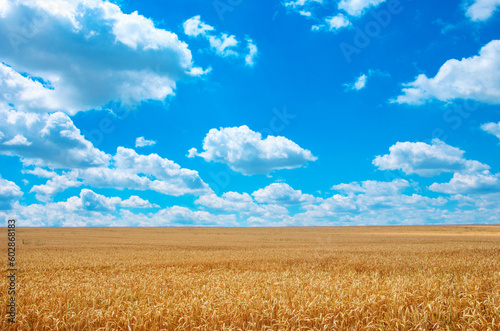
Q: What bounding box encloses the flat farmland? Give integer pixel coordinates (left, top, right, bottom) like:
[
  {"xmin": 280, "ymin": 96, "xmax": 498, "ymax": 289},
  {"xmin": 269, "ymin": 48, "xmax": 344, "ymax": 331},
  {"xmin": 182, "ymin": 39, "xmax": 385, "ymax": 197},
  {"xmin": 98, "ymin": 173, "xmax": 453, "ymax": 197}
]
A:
[{"xmin": 1, "ymin": 225, "xmax": 500, "ymax": 330}]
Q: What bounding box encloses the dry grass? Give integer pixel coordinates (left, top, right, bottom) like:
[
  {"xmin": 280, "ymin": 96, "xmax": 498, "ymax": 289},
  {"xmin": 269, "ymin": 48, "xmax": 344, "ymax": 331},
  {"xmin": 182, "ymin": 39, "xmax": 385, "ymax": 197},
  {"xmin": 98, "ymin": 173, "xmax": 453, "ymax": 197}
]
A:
[{"xmin": 1, "ymin": 225, "xmax": 500, "ymax": 330}]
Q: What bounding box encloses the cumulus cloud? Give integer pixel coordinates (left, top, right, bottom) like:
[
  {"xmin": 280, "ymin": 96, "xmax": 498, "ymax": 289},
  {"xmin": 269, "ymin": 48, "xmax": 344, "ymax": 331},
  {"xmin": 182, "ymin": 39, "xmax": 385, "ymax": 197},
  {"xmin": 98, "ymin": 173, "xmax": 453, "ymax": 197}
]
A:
[
  {"xmin": 189, "ymin": 125, "xmax": 317, "ymax": 175},
  {"xmin": 373, "ymin": 139, "xmax": 489, "ymax": 177},
  {"xmin": 3, "ymin": 191, "xmax": 233, "ymax": 226},
  {"xmin": 429, "ymin": 171, "xmax": 500, "ymax": 194},
  {"xmin": 30, "ymin": 147, "xmax": 211, "ymax": 201},
  {"xmin": 292, "ymin": 179, "xmax": 448, "ymax": 225},
  {"xmin": 195, "ymin": 192, "xmax": 289, "ymax": 219},
  {"xmin": 338, "ymin": 0, "xmax": 387, "ymax": 16},
  {"xmin": 0, "ymin": 109, "xmax": 109, "ymax": 169},
  {"xmin": 0, "ymin": 178, "xmax": 23, "ymax": 210},
  {"xmin": 182, "ymin": 15, "xmax": 258, "ymax": 65},
  {"xmin": 0, "ymin": 0, "xmax": 205, "ymax": 115},
  {"xmin": 394, "ymin": 40, "xmax": 500, "ymax": 105},
  {"xmin": 79, "ymin": 189, "xmax": 155, "ymax": 211},
  {"xmin": 466, "ymin": 0, "xmax": 500, "ymax": 21},
  {"xmin": 135, "ymin": 136, "xmax": 156, "ymax": 148},
  {"xmin": 481, "ymin": 121, "xmax": 500, "ymax": 141},
  {"xmin": 30, "ymin": 173, "xmax": 81, "ymax": 202},
  {"xmin": 251, "ymin": 182, "xmax": 319, "ymax": 205}
]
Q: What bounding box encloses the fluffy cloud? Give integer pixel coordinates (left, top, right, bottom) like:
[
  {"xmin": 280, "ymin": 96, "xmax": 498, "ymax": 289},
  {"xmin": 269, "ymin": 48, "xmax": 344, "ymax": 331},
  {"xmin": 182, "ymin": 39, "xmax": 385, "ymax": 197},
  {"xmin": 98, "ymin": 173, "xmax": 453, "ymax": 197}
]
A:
[
  {"xmin": 195, "ymin": 192, "xmax": 289, "ymax": 219},
  {"xmin": 0, "ymin": 0, "xmax": 204, "ymax": 115},
  {"xmin": 429, "ymin": 171, "xmax": 500, "ymax": 194},
  {"xmin": 252, "ymin": 182, "xmax": 319, "ymax": 205},
  {"xmin": 79, "ymin": 189, "xmax": 155, "ymax": 211},
  {"xmin": 373, "ymin": 139, "xmax": 488, "ymax": 177},
  {"xmin": 292, "ymin": 179, "xmax": 448, "ymax": 225},
  {"xmin": 394, "ymin": 40, "xmax": 500, "ymax": 105},
  {"xmin": 189, "ymin": 125, "xmax": 317, "ymax": 175},
  {"xmin": 2, "ymin": 191, "xmax": 234, "ymax": 226},
  {"xmin": 466, "ymin": 0, "xmax": 500, "ymax": 21},
  {"xmin": 30, "ymin": 173, "xmax": 81, "ymax": 202},
  {"xmin": 312, "ymin": 14, "xmax": 351, "ymax": 32},
  {"xmin": 0, "ymin": 178, "xmax": 23, "ymax": 210},
  {"xmin": 481, "ymin": 121, "xmax": 500, "ymax": 141},
  {"xmin": 30, "ymin": 147, "xmax": 212, "ymax": 201},
  {"xmin": 338, "ymin": 0, "xmax": 387, "ymax": 17},
  {"xmin": 182, "ymin": 15, "xmax": 257, "ymax": 65},
  {"xmin": 135, "ymin": 136, "xmax": 156, "ymax": 148},
  {"xmin": 0, "ymin": 109, "xmax": 109, "ymax": 169},
  {"xmin": 182, "ymin": 15, "xmax": 215, "ymax": 37}
]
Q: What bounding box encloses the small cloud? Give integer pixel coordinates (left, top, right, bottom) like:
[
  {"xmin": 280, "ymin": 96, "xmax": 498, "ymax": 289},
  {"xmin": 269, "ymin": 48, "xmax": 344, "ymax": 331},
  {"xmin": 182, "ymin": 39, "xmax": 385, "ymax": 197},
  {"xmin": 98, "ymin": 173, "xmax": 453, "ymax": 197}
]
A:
[
  {"xmin": 182, "ymin": 15, "xmax": 214, "ymax": 37},
  {"xmin": 135, "ymin": 136, "xmax": 156, "ymax": 148},
  {"xmin": 346, "ymin": 73, "xmax": 368, "ymax": 91},
  {"xmin": 313, "ymin": 13, "xmax": 351, "ymax": 32},
  {"xmin": 481, "ymin": 121, "xmax": 500, "ymax": 141},
  {"xmin": 182, "ymin": 15, "xmax": 257, "ymax": 65},
  {"xmin": 245, "ymin": 38, "xmax": 258, "ymax": 67},
  {"xmin": 466, "ymin": 0, "xmax": 500, "ymax": 21}
]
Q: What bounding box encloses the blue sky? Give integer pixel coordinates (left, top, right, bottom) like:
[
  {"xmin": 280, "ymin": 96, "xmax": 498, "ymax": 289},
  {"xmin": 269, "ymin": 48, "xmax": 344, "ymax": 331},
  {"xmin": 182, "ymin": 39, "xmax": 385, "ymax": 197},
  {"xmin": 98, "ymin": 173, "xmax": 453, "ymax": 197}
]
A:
[{"xmin": 0, "ymin": 0, "xmax": 499, "ymax": 226}]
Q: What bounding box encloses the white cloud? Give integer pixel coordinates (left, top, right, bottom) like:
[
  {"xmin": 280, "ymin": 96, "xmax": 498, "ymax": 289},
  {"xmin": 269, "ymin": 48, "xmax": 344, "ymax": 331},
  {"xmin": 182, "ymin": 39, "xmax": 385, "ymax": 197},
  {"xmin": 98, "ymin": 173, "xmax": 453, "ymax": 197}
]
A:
[
  {"xmin": 30, "ymin": 147, "xmax": 212, "ymax": 201},
  {"xmin": 0, "ymin": 0, "xmax": 205, "ymax": 115},
  {"xmin": 284, "ymin": 0, "xmax": 323, "ymax": 8},
  {"xmin": 466, "ymin": 0, "xmax": 500, "ymax": 21},
  {"xmin": 182, "ymin": 15, "xmax": 257, "ymax": 65},
  {"xmin": 344, "ymin": 73, "xmax": 368, "ymax": 90},
  {"xmin": 394, "ymin": 40, "xmax": 500, "ymax": 105},
  {"xmin": 207, "ymin": 34, "xmax": 239, "ymax": 57},
  {"xmin": 332, "ymin": 179, "xmax": 410, "ymax": 195},
  {"xmin": 251, "ymin": 182, "xmax": 319, "ymax": 205},
  {"xmin": 195, "ymin": 192, "xmax": 289, "ymax": 219},
  {"xmin": 22, "ymin": 167, "xmax": 58, "ymax": 178},
  {"xmin": 0, "ymin": 178, "xmax": 23, "ymax": 210},
  {"xmin": 292, "ymin": 179, "xmax": 448, "ymax": 226},
  {"xmin": 429, "ymin": 171, "xmax": 500, "ymax": 194},
  {"xmin": 30, "ymin": 173, "xmax": 81, "ymax": 202},
  {"xmin": 3, "ymin": 134, "xmax": 31, "ymax": 146},
  {"xmin": 373, "ymin": 139, "xmax": 489, "ymax": 177},
  {"xmin": 135, "ymin": 136, "xmax": 156, "ymax": 148},
  {"xmin": 481, "ymin": 121, "xmax": 500, "ymax": 141},
  {"xmin": 79, "ymin": 189, "xmax": 155, "ymax": 211},
  {"xmin": 189, "ymin": 125, "xmax": 317, "ymax": 175},
  {"xmin": 312, "ymin": 14, "xmax": 351, "ymax": 32},
  {"xmin": 0, "ymin": 109, "xmax": 110, "ymax": 169},
  {"xmin": 245, "ymin": 38, "xmax": 258, "ymax": 67},
  {"xmin": 338, "ymin": 0, "xmax": 387, "ymax": 17},
  {"xmin": 182, "ymin": 15, "xmax": 215, "ymax": 37}
]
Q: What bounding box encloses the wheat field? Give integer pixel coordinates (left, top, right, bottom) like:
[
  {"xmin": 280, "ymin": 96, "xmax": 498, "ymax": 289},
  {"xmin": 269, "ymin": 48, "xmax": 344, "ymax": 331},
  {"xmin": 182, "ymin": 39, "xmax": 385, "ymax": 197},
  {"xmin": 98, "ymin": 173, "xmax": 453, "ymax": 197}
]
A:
[{"xmin": 1, "ymin": 225, "xmax": 500, "ymax": 330}]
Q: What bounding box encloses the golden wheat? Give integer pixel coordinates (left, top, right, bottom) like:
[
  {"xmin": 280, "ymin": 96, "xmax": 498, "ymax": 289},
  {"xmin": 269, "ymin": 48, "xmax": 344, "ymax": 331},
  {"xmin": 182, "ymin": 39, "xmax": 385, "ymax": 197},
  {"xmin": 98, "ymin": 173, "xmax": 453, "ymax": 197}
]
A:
[{"xmin": 1, "ymin": 225, "xmax": 500, "ymax": 330}]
